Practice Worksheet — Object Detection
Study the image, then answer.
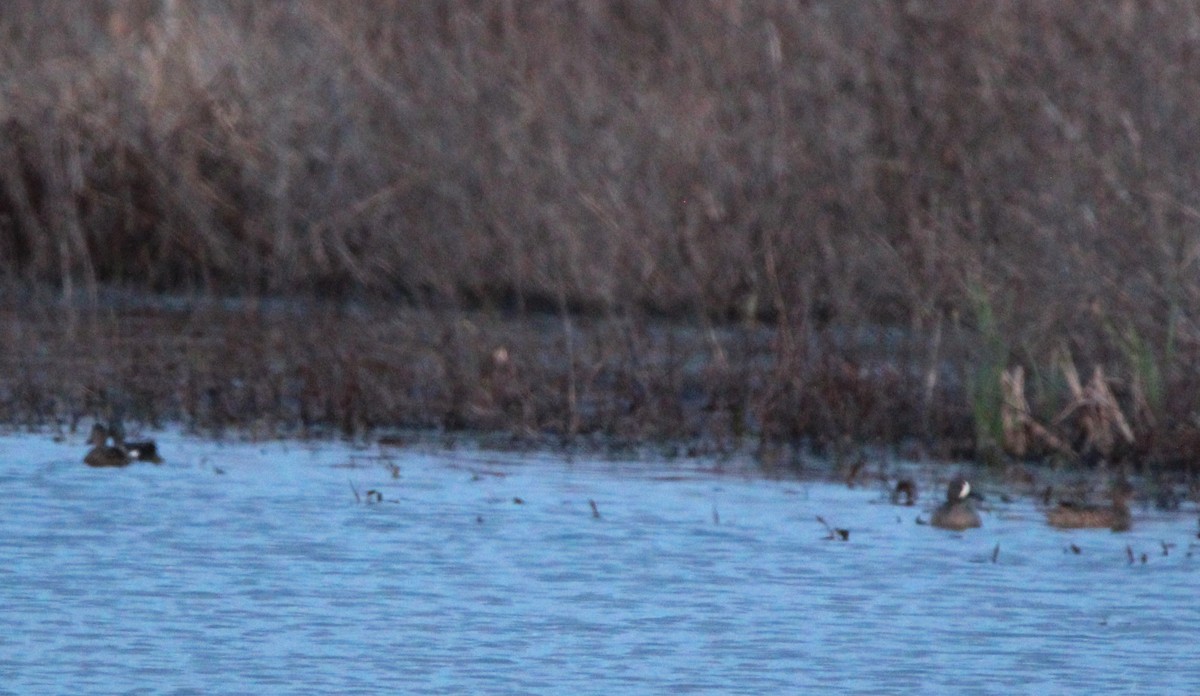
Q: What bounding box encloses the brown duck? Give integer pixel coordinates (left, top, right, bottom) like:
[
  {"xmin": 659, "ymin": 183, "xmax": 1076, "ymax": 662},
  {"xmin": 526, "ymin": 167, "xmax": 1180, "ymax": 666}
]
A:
[
  {"xmin": 1046, "ymin": 479, "xmax": 1133, "ymax": 532},
  {"xmin": 84, "ymin": 423, "xmax": 131, "ymax": 468}
]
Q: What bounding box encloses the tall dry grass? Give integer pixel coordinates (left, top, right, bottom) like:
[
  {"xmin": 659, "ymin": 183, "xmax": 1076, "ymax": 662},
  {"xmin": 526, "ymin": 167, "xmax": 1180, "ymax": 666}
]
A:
[{"xmin": 2, "ymin": 1, "xmax": 1200, "ymax": 466}]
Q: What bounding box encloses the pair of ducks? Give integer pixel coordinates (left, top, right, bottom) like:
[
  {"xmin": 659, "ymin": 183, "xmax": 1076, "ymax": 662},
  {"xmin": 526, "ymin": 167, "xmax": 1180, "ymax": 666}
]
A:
[
  {"xmin": 83, "ymin": 423, "xmax": 163, "ymax": 467},
  {"xmin": 930, "ymin": 475, "xmax": 1133, "ymax": 532}
]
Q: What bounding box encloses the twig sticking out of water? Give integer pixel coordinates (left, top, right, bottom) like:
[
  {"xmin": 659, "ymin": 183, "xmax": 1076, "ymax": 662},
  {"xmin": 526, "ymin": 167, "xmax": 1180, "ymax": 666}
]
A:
[
  {"xmin": 843, "ymin": 454, "xmax": 866, "ymax": 489},
  {"xmin": 589, "ymin": 499, "xmax": 600, "ymax": 519},
  {"xmin": 816, "ymin": 516, "xmax": 849, "ymax": 541},
  {"xmin": 712, "ymin": 504, "xmax": 720, "ymax": 525},
  {"xmin": 1126, "ymin": 544, "xmax": 1135, "ymax": 564},
  {"xmin": 991, "ymin": 543, "xmax": 1000, "ymax": 563},
  {"xmin": 349, "ymin": 479, "xmax": 361, "ymax": 503}
]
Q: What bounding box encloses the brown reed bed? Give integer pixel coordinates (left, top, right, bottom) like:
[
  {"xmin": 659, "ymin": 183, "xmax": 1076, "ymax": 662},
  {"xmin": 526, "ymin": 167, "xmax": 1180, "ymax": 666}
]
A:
[{"xmin": 2, "ymin": 3, "xmax": 1200, "ymax": 471}]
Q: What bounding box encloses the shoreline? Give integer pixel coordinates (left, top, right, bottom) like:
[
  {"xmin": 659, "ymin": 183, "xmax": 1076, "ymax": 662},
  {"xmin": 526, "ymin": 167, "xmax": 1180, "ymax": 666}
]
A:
[{"xmin": 3, "ymin": 300, "xmax": 1197, "ymax": 473}]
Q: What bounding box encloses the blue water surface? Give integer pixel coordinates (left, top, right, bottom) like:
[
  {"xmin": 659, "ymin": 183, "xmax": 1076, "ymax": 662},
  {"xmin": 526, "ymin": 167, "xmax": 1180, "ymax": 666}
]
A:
[{"xmin": 1, "ymin": 431, "xmax": 1197, "ymax": 694}]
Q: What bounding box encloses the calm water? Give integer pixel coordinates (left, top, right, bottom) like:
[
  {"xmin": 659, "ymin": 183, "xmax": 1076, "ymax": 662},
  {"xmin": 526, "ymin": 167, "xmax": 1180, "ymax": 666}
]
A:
[{"xmin": 2, "ymin": 431, "xmax": 1198, "ymax": 694}]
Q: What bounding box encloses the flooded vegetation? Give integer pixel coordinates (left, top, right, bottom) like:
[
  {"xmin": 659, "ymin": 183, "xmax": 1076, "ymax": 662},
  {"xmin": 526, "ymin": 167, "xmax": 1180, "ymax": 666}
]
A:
[{"xmin": 3, "ymin": 432, "xmax": 1199, "ymax": 691}]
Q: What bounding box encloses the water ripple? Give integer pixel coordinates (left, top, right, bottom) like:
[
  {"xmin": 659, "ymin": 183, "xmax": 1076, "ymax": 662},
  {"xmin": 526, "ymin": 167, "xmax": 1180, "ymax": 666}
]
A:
[{"xmin": 1, "ymin": 433, "xmax": 1198, "ymax": 693}]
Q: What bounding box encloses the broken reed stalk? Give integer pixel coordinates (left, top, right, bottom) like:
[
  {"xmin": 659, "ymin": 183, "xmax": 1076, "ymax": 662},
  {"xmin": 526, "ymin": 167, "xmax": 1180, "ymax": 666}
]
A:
[
  {"xmin": 1000, "ymin": 364, "xmax": 1075, "ymax": 459},
  {"xmin": 1000, "ymin": 366, "xmax": 1028, "ymax": 458},
  {"xmin": 815, "ymin": 515, "xmax": 849, "ymax": 541},
  {"xmin": 998, "ymin": 347, "xmax": 1139, "ymax": 463},
  {"xmin": 922, "ymin": 314, "xmax": 943, "ymax": 440},
  {"xmin": 556, "ymin": 283, "xmax": 580, "ymax": 438},
  {"xmin": 1054, "ymin": 361, "xmax": 1135, "ymax": 458}
]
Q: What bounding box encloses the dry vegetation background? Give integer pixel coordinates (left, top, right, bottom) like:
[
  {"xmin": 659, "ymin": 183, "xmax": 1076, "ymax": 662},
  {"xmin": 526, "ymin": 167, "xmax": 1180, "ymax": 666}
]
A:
[{"xmin": 2, "ymin": 0, "xmax": 1200, "ymax": 468}]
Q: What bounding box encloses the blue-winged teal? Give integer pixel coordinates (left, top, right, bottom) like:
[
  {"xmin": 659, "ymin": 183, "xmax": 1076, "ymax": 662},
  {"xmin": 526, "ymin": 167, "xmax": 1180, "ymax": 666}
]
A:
[
  {"xmin": 84, "ymin": 423, "xmax": 131, "ymax": 468},
  {"xmin": 930, "ymin": 475, "xmax": 982, "ymax": 530},
  {"xmin": 1046, "ymin": 479, "xmax": 1133, "ymax": 532}
]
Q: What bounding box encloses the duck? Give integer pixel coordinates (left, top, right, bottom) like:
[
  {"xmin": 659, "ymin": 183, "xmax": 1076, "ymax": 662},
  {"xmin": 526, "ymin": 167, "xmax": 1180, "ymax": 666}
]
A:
[
  {"xmin": 1046, "ymin": 479, "xmax": 1133, "ymax": 532},
  {"xmin": 83, "ymin": 423, "xmax": 131, "ymax": 468},
  {"xmin": 930, "ymin": 475, "xmax": 982, "ymax": 530},
  {"xmin": 83, "ymin": 422, "xmax": 163, "ymax": 467}
]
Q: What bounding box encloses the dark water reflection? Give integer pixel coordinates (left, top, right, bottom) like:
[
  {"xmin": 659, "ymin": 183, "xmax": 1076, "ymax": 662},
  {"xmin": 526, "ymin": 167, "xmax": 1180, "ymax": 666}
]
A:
[{"xmin": 2, "ymin": 433, "xmax": 1198, "ymax": 693}]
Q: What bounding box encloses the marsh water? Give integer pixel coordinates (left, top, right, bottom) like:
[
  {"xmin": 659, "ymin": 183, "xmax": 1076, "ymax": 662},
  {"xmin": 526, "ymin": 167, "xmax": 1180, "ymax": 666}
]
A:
[{"xmin": 2, "ymin": 431, "xmax": 1198, "ymax": 694}]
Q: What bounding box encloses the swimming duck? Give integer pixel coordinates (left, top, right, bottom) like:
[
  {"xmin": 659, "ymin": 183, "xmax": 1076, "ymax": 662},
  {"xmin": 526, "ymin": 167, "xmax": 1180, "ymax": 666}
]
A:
[
  {"xmin": 83, "ymin": 423, "xmax": 163, "ymax": 467},
  {"xmin": 83, "ymin": 423, "xmax": 131, "ymax": 468},
  {"xmin": 930, "ymin": 475, "xmax": 982, "ymax": 530},
  {"xmin": 1046, "ymin": 479, "xmax": 1133, "ymax": 532}
]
